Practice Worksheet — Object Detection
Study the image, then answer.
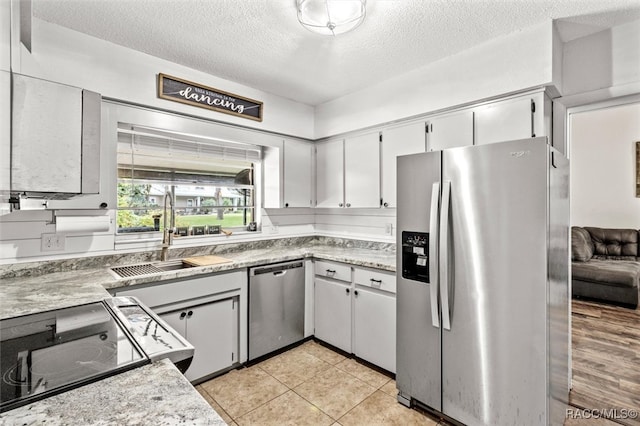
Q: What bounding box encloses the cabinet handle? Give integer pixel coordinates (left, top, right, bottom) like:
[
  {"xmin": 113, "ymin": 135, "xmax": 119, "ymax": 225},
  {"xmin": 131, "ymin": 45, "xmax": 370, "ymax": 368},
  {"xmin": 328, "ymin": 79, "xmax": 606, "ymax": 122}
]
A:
[
  {"xmin": 383, "ymin": 202, "xmax": 389, "ymax": 208},
  {"xmin": 370, "ymin": 278, "xmax": 382, "ymax": 288},
  {"xmin": 346, "ymin": 203, "xmax": 351, "ymax": 207},
  {"xmin": 187, "ymin": 310, "xmax": 193, "ymax": 318},
  {"xmin": 346, "ymin": 288, "xmax": 350, "ymax": 294},
  {"xmin": 326, "ymin": 269, "xmax": 336, "ymax": 275},
  {"xmin": 99, "ymin": 202, "xmax": 108, "ymax": 209},
  {"xmin": 285, "ymin": 203, "xmax": 289, "ymax": 207},
  {"xmin": 339, "ymin": 203, "xmax": 344, "ymax": 207},
  {"xmin": 179, "ymin": 312, "xmax": 186, "ymax": 319},
  {"xmin": 354, "ymin": 290, "xmax": 359, "ymax": 296}
]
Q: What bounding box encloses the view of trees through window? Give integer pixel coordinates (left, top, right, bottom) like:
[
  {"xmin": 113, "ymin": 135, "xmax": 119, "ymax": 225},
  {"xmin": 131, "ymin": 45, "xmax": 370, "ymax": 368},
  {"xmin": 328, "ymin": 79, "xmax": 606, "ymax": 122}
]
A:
[{"xmin": 117, "ymin": 181, "xmax": 254, "ymax": 234}]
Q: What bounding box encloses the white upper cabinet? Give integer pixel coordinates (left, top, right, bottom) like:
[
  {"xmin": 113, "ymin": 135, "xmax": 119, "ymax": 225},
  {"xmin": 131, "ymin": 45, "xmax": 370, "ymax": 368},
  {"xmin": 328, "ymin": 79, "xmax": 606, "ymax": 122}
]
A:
[
  {"xmin": 47, "ymin": 101, "xmax": 115, "ymax": 210},
  {"xmin": 381, "ymin": 122, "xmax": 426, "ymax": 208},
  {"xmin": 344, "ymin": 132, "xmax": 380, "ymax": 208},
  {"xmin": 283, "ymin": 139, "xmax": 312, "ymax": 208},
  {"xmin": 0, "ymin": 0, "xmax": 9, "ymax": 72},
  {"xmin": 0, "ymin": 71, "xmax": 9, "ymax": 215},
  {"xmin": 316, "ymin": 133, "xmax": 380, "ymax": 209},
  {"xmin": 263, "ymin": 138, "xmax": 313, "ymax": 209},
  {"xmin": 315, "ymin": 138, "xmax": 344, "ymax": 208},
  {"xmin": 475, "ymin": 96, "xmax": 536, "ymax": 146},
  {"xmin": 427, "ymin": 110, "xmax": 474, "ymax": 152}
]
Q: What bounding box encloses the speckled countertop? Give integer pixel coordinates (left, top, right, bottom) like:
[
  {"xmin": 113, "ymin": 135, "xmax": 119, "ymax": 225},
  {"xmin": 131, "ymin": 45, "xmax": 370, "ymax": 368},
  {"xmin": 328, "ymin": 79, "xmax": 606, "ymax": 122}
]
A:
[
  {"xmin": 0, "ymin": 359, "xmax": 226, "ymax": 426},
  {"xmin": 1, "ymin": 240, "xmax": 396, "ymax": 320},
  {"xmin": 0, "ymin": 237, "xmax": 396, "ymax": 425}
]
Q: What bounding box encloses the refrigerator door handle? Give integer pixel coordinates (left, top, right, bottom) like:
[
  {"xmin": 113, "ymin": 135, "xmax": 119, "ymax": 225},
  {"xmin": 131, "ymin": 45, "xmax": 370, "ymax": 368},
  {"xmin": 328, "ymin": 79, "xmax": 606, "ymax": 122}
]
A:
[
  {"xmin": 429, "ymin": 182, "xmax": 440, "ymax": 328},
  {"xmin": 439, "ymin": 180, "xmax": 452, "ymax": 330}
]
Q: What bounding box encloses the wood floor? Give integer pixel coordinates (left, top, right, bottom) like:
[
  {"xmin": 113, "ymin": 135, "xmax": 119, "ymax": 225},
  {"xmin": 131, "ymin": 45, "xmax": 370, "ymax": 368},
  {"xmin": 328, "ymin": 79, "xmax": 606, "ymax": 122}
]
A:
[{"xmin": 569, "ymin": 300, "xmax": 640, "ymax": 426}]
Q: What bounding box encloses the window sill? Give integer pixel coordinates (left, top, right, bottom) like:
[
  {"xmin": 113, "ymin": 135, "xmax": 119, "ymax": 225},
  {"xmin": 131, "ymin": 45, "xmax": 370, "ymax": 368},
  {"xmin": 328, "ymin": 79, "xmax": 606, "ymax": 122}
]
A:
[{"xmin": 114, "ymin": 229, "xmax": 263, "ymax": 250}]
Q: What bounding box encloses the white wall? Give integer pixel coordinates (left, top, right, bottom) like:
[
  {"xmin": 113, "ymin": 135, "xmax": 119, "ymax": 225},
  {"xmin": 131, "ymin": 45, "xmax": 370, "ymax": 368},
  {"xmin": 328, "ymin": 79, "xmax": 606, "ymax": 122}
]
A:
[
  {"xmin": 562, "ymin": 20, "xmax": 640, "ymax": 99},
  {"xmin": 314, "ymin": 208, "xmax": 395, "ymax": 242},
  {"xmin": 570, "ymin": 102, "xmax": 640, "ymax": 228},
  {"xmin": 13, "ymin": 17, "xmax": 315, "ymax": 139},
  {"xmin": 314, "ymin": 21, "xmax": 556, "ymax": 139}
]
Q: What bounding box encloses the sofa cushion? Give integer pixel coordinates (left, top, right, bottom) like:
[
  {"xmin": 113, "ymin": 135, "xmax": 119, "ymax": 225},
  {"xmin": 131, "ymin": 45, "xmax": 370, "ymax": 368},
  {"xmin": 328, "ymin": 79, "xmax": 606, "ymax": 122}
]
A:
[
  {"xmin": 571, "ymin": 227, "xmax": 594, "ymax": 262},
  {"xmin": 584, "ymin": 227, "xmax": 638, "ymax": 260},
  {"xmin": 572, "ymin": 259, "xmax": 640, "ymax": 288}
]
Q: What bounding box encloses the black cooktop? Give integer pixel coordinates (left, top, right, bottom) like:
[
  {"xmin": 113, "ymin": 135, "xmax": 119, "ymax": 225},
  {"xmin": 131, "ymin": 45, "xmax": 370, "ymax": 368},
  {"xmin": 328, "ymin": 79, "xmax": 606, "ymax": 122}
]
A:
[{"xmin": 0, "ymin": 302, "xmax": 149, "ymax": 413}]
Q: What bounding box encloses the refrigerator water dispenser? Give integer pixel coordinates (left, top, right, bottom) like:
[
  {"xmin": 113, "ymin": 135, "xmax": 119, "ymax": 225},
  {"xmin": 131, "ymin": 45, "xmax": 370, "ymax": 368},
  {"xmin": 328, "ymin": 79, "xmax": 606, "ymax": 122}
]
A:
[{"xmin": 401, "ymin": 231, "xmax": 429, "ymax": 282}]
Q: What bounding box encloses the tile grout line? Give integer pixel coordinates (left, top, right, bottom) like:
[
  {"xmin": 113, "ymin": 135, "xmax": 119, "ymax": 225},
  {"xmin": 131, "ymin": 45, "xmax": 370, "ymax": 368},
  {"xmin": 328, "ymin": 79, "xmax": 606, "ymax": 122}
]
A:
[
  {"xmin": 196, "ymin": 385, "xmax": 235, "ymax": 424},
  {"xmin": 333, "ymin": 386, "xmax": 379, "ymax": 424},
  {"xmin": 199, "ymin": 342, "xmax": 398, "ymax": 425},
  {"xmin": 228, "ymin": 365, "xmax": 291, "ymax": 423},
  {"xmin": 255, "ymin": 357, "xmax": 339, "ymax": 423}
]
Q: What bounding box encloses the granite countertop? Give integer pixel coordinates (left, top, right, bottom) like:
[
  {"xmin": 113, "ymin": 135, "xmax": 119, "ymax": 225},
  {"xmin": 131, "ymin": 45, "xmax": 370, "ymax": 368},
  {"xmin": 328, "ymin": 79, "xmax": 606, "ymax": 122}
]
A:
[
  {"xmin": 0, "ymin": 238, "xmax": 396, "ymax": 425},
  {"xmin": 0, "ymin": 359, "xmax": 226, "ymax": 426},
  {"xmin": 1, "ymin": 242, "xmax": 396, "ymax": 320}
]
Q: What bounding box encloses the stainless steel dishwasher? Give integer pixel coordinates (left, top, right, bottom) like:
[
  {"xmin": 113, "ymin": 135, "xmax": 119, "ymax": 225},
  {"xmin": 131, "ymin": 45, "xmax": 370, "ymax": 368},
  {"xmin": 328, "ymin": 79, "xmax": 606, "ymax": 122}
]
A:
[{"xmin": 249, "ymin": 260, "xmax": 305, "ymax": 360}]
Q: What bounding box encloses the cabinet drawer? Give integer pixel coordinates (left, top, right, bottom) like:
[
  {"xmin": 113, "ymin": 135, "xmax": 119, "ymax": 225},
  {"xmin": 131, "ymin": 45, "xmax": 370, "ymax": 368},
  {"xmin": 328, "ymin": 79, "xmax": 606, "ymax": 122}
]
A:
[
  {"xmin": 353, "ymin": 267, "xmax": 396, "ymax": 294},
  {"xmin": 314, "ymin": 260, "xmax": 351, "ymax": 282}
]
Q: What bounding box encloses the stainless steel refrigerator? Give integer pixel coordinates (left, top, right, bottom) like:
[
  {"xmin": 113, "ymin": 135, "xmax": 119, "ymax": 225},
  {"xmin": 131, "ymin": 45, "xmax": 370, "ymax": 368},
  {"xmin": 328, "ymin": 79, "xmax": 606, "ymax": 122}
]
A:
[{"xmin": 396, "ymin": 137, "xmax": 569, "ymax": 426}]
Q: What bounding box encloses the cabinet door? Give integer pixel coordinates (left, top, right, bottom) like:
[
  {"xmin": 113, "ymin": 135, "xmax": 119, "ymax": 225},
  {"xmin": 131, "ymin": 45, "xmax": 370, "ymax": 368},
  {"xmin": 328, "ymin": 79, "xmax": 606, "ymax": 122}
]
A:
[
  {"xmin": 314, "ymin": 277, "xmax": 352, "ymax": 352},
  {"xmin": 0, "ymin": 1, "xmax": 9, "ymax": 72},
  {"xmin": 161, "ymin": 299, "xmax": 236, "ymax": 382},
  {"xmin": 315, "ymin": 139, "xmax": 344, "ymax": 208},
  {"xmin": 381, "ymin": 122, "xmax": 426, "ymax": 208},
  {"xmin": 48, "ymin": 102, "xmax": 116, "ymax": 210},
  {"xmin": 0, "ymin": 71, "xmax": 9, "ymax": 213},
  {"xmin": 354, "ymin": 288, "xmax": 396, "ymax": 373},
  {"xmin": 283, "ymin": 139, "xmax": 312, "ymax": 208},
  {"xmin": 184, "ymin": 299, "xmax": 236, "ymax": 382},
  {"xmin": 475, "ymin": 97, "xmax": 534, "ymax": 145},
  {"xmin": 159, "ymin": 309, "xmax": 188, "ymax": 340},
  {"xmin": 344, "ymin": 132, "xmax": 380, "ymax": 208},
  {"xmin": 427, "ymin": 110, "xmax": 474, "ymax": 152},
  {"xmin": 12, "ymin": 75, "xmax": 82, "ymax": 194}
]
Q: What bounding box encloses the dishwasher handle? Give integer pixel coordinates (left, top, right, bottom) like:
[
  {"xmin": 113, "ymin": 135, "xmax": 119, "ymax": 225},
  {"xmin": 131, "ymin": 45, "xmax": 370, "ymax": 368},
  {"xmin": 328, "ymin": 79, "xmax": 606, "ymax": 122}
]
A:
[{"xmin": 251, "ymin": 260, "xmax": 304, "ymax": 276}]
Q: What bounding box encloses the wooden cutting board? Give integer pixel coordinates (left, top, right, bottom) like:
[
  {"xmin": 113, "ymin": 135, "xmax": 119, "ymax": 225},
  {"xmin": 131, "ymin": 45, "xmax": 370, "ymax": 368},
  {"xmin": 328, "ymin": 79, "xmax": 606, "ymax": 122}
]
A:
[{"xmin": 182, "ymin": 255, "xmax": 233, "ymax": 267}]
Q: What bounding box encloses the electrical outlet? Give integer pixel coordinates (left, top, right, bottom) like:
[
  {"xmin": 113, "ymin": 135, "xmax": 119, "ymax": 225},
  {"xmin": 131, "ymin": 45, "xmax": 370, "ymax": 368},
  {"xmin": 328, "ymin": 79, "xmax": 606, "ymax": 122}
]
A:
[
  {"xmin": 385, "ymin": 223, "xmax": 393, "ymax": 236},
  {"xmin": 41, "ymin": 233, "xmax": 65, "ymax": 251}
]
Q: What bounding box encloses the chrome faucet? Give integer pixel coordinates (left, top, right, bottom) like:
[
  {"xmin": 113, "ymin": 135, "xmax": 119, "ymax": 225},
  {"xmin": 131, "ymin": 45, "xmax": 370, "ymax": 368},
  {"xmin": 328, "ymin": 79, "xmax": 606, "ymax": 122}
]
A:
[{"xmin": 161, "ymin": 189, "xmax": 175, "ymax": 261}]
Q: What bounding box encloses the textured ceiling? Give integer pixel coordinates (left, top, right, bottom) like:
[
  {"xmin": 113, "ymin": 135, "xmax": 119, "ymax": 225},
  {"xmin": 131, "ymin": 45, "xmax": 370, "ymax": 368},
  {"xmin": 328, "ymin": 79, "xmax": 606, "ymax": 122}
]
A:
[{"xmin": 33, "ymin": 0, "xmax": 640, "ymax": 106}]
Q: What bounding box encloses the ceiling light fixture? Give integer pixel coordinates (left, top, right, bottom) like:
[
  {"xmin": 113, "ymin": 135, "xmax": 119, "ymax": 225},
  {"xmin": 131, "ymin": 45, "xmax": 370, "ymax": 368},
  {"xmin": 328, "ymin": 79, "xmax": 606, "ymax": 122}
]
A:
[{"xmin": 297, "ymin": 0, "xmax": 366, "ymax": 36}]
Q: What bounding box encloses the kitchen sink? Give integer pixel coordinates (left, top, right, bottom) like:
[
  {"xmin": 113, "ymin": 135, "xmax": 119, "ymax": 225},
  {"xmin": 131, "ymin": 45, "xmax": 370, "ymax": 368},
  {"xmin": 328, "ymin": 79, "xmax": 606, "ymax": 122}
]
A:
[
  {"xmin": 153, "ymin": 260, "xmax": 194, "ymax": 271},
  {"xmin": 110, "ymin": 260, "xmax": 193, "ymax": 278}
]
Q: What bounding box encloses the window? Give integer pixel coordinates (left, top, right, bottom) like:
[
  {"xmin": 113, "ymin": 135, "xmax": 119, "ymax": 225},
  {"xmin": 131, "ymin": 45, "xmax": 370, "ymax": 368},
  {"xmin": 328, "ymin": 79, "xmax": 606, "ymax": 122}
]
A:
[{"xmin": 116, "ymin": 124, "xmax": 260, "ymax": 236}]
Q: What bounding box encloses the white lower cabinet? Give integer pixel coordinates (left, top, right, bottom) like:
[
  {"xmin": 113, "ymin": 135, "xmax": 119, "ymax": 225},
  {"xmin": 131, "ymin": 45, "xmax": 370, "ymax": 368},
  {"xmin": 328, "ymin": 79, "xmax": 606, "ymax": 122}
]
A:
[
  {"xmin": 314, "ymin": 277, "xmax": 352, "ymax": 353},
  {"xmin": 160, "ymin": 298, "xmax": 236, "ymax": 382},
  {"xmin": 353, "ymin": 288, "xmax": 396, "ymax": 373},
  {"xmin": 314, "ymin": 260, "xmax": 396, "ymax": 373},
  {"xmin": 113, "ymin": 269, "xmax": 246, "ymax": 382}
]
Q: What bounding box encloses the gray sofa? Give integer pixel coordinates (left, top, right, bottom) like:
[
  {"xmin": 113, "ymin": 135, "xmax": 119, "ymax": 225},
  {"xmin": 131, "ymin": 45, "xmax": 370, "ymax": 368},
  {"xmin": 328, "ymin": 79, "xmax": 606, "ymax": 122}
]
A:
[{"xmin": 571, "ymin": 227, "xmax": 640, "ymax": 308}]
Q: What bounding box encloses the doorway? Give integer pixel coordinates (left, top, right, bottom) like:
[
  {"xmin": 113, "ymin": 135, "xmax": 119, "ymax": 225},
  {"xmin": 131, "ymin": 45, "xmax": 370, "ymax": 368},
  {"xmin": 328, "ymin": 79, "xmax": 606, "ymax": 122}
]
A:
[{"xmin": 567, "ymin": 99, "xmax": 640, "ymax": 425}]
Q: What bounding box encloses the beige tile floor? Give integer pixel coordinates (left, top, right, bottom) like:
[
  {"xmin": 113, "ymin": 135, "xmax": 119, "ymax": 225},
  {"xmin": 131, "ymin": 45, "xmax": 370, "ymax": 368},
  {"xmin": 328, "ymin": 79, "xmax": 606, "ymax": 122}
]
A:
[{"xmin": 196, "ymin": 340, "xmax": 447, "ymax": 425}]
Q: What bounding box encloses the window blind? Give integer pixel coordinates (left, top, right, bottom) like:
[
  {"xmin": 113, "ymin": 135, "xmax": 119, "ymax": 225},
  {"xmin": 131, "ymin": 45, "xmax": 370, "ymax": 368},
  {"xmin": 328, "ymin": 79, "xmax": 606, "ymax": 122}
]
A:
[{"xmin": 117, "ymin": 125, "xmax": 262, "ymax": 165}]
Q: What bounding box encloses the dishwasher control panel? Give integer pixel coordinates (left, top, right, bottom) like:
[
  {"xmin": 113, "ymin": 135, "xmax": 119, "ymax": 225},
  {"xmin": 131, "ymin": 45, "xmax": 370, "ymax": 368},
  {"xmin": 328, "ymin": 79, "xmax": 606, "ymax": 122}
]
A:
[{"xmin": 251, "ymin": 261, "xmax": 303, "ymax": 275}]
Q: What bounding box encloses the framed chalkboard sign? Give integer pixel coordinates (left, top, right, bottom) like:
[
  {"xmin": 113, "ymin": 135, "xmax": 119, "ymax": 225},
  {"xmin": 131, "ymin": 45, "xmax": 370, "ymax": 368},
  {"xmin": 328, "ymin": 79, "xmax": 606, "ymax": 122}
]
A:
[{"xmin": 157, "ymin": 73, "xmax": 263, "ymax": 122}]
